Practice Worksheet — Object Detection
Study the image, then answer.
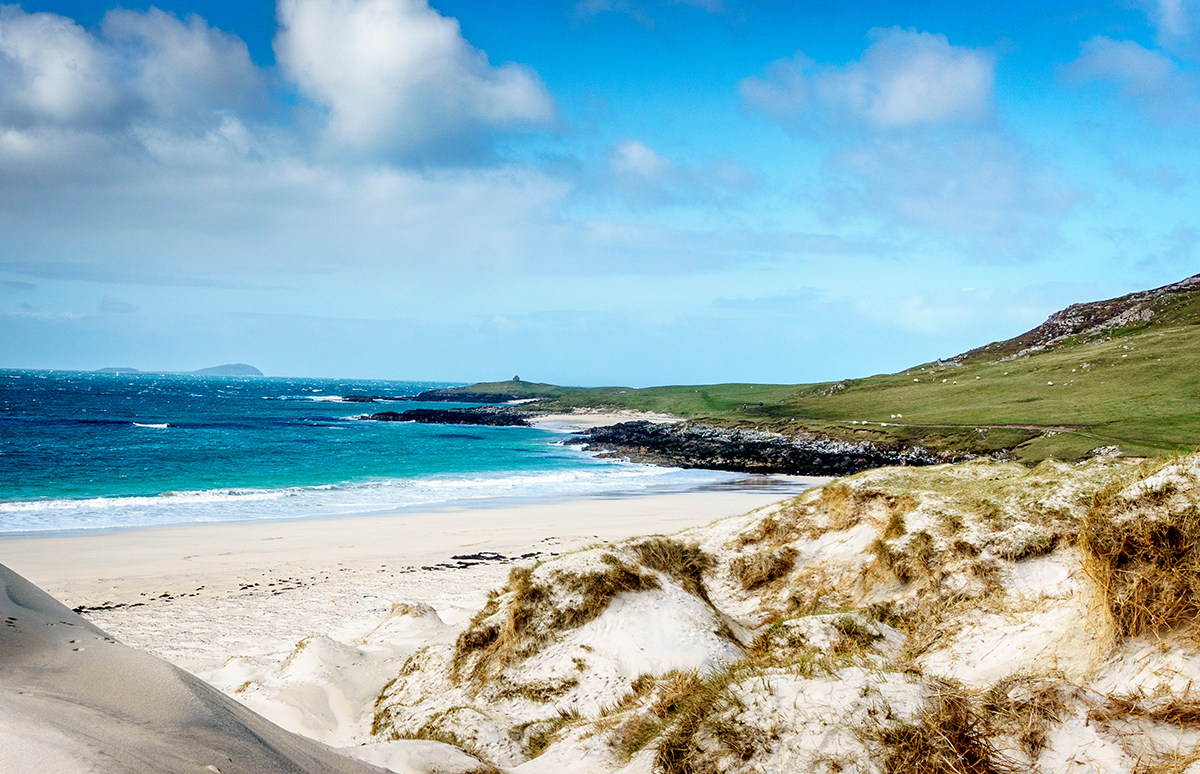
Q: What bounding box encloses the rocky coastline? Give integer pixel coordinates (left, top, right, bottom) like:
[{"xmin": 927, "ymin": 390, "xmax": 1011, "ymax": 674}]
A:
[
  {"xmin": 362, "ymin": 406, "xmax": 531, "ymax": 426},
  {"xmin": 567, "ymin": 419, "xmax": 968, "ymax": 475},
  {"xmin": 363, "ymin": 409, "xmax": 976, "ymax": 475}
]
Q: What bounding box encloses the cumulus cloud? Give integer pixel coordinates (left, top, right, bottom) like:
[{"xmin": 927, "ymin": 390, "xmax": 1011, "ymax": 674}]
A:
[
  {"xmin": 0, "ymin": 1, "xmax": 555, "ymax": 172},
  {"xmin": 740, "ymin": 27, "xmax": 995, "ymax": 132},
  {"xmin": 0, "ymin": 7, "xmax": 121, "ymax": 130},
  {"xmin": 739, "ymin": 28, "xmax": 1072, "ymax": 253},
  {"xmin": 102, "ymin": 9, "xmax": 265, "ymax": 130},
  {"xmin": 0, "ymin": 2, "xmax": 573, "ymax": 299},
  {"xmin": 1064, "ymin": 36, "xmax": 1200, "ymax": 124},
  {"xmin": 274, "ymin": 0, "xmax": 554, "ymax": 161}
]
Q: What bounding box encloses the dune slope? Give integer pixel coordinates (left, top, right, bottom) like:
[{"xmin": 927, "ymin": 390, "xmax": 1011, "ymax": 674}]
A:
[{"xmin": 0, "ymin": 562, "xmax": 387, "ymax": 774}]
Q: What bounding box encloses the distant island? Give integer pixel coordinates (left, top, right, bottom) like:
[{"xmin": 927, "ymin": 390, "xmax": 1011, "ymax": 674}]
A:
[
  {"xmin": 191, "ymin": 364, "xmax": 264, "ymax": 376},
  {"xmin": 93, "ymin": 363, "xmax": 264, "ymax": 377}
]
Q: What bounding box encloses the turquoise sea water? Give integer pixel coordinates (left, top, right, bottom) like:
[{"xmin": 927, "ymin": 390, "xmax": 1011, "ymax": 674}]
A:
[{"xmin": 0, "ymin": 370, "xmax": 750, "ymax": 535}]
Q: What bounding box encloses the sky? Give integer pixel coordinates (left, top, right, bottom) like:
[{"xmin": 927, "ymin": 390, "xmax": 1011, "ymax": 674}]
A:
[{"xmin": 0, "ymin": 0, "xmax": 1196, "ymax": 385}]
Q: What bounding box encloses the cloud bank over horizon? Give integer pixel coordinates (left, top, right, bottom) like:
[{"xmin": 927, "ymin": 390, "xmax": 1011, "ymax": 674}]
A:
[{"xmin": 0, "ymin": 0, "xmax": 1196, "ymax": 383}]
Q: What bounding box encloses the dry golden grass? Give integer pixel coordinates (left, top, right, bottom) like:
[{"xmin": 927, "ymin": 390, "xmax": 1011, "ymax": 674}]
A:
[
  {"xmin": 517, "ymin": 708, "xmax": 581, "ymax": 759},
  {"xmin": 451, "ymin": 556, "xmax": 661, "ymax": 683},
  {"xmin": 630, "ymin": 537, "xmax": 712, "ymax": 600},
  {"xmin": 1079, "ymin": 467, "xmax": 1200, "ymax": 637},
  {"xmin": 830, "ymin": 615, "xmax": 883, "ymax": 655},
  {"xmin": 490, "ymin": 677, "xmax": 580, "ymax": 703},
  {"xmin": 880, "ymin": 683, "xmax": 1015, "ymax": 774},
  {"xmin": 610, "ymin": 671, "xmax": 705, "ymax": 758},
  {"xmin": 872, "ymin": 530, "xmax": 936, "ymax": 584},
  {"xmin": 729, "ymin": 546, "xmax": 798, "ymax": 589},
  {"xmin": 650, "ymin": 668, "xmax": 770, "ymax": 774},
  {"xmin": 1133, "ymin": 750, "xmax": 1200, "ymax": 774},
  {"xmin": 403, "ymin": 711, "xmax": 504, "ymax": 773},
  {"xmin": 736, "ymin": 484, "xmax": 917, "ymax": 550},
  {"xmin": 1088, "ymin": 693, "xmax": 1200, "ymax": 726},
  {"xmin": 983, "ymin": 676, "xmax": 1072, "ymax": 760}
]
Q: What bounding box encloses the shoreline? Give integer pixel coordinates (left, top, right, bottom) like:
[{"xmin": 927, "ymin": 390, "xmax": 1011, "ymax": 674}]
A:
[
  {"xmin": 0, "ymin": 409, "xmax": 691, "ymax": 537},
  {"xmin": 0, "ymin": 483, "xmax": 822, "ymax": 613}
]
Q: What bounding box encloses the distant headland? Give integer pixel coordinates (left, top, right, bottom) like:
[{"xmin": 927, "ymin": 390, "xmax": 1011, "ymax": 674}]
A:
[{"xmin": 93, "ymin": 363, "xmax": 265, "ymax": 377}]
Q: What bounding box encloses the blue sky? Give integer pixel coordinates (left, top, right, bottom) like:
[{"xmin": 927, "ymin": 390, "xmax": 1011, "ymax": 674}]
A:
[{"xmin": 0, "ymin": 0, "xmax": 1196, "ymax": 384}]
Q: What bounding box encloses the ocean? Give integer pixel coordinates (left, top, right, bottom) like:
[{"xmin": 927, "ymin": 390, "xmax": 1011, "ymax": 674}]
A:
[{"xmin": 0, "ymin": 370, "xmax": 769, "ymax": 535}]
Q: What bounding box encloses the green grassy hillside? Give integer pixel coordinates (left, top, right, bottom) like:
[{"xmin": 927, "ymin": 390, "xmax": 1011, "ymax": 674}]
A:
[{"xmin": 457, "ymin": 275, "xmax": 1200, "ymax": 462}]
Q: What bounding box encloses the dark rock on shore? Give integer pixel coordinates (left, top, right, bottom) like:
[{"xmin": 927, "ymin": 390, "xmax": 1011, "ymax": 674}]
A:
[
  {"xmin": 568, "ymin": 420, "xmax": 965, "ymax": 476},
  {"xmin": 362, "ymin": 406, "xmax": 532, "ymax": 427}
]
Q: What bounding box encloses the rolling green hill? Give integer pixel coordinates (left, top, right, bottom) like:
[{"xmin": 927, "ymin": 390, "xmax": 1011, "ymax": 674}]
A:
[{"xmin": 449, "ymin": 274, "xmax": 1200, "ymax": 462}]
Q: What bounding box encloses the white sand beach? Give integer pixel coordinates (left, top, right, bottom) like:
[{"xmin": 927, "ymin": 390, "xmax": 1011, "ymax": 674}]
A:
[
  {"xmin": 9, "ymin": 454, "xmax": 1200, "ymax": 774},
  {"xmin": 0, "ymin": 483, "xmax": 817, "ymax": 773},
  {"xmin": 527, "ymin": 410, "xmax": 681, "ymax": 433}
]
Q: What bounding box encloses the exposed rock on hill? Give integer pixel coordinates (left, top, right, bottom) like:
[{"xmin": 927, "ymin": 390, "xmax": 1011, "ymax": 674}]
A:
[{"xmin": 959, "ymin": 272, "xmax": 1200, "ymax": 363}]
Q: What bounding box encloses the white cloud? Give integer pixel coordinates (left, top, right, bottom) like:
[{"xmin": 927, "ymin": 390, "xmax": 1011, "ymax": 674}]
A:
[
  {"xmin": 274, "ymin": 0, "xmax": 554, "ymax": 160},
  {"xmin": 740, "ymin": 27, "xmax": 995, "ymax": 132},
  {"xmin": 0, "ymin": 7, "xmax": 120, "ymax": 129},
  {"xmin": 739, "ymin": 28, "xmax": 1071, "ymax": 253},
  {"xmin": 0, "ymin": 4, "xmax": 266, "ymax": 152},
  {"xmin": 102, "ymin": 9, "xmax": 264, "ymax": 130},
  {"xmin": 1064, "ymin": 36, "xmax": 1200, "ymax": 124},
  {"xmin": 611, "ymin": 139, "xmax": 673, "ymax": 178}
]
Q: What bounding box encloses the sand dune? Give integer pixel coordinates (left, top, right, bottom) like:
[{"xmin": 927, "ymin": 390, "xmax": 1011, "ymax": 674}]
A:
[{"xmin": 0, "ymin": 561, "xmax": 389, "ymax": 774}]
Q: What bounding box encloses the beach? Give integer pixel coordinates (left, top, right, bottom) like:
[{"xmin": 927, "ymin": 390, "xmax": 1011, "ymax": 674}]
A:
[{"xmin": 0, "ymin": 481, "xmax": 816, "ymax": 770}]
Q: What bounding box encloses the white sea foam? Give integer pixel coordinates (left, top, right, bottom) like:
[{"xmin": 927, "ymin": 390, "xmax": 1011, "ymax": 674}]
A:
[{"xmin": 0, "ymin": 462, "xmax": 746, "ymax": 535}]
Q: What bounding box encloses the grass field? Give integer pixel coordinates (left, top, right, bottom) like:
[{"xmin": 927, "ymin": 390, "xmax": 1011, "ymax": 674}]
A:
[{"xmin": 447, "ymin": 285, "xmax": 1200, "ymax": 463}]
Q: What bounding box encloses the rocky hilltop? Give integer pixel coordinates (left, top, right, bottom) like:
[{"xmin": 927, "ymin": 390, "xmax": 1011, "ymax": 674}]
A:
[{"xmin": 958, "ymin": 272, "xmax": 1200, "ymax": 363}]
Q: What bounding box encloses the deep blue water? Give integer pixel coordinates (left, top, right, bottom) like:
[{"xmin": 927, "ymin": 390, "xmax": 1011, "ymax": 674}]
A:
[{"xmin": 0, "ymin": 370, "xmax": 740, "ymax": 534}]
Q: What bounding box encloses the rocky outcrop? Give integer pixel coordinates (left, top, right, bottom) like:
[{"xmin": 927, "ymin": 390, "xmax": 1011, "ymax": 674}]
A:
[
  {"xmin": 958, "ymin": 272, "xmax": 1200, "ymax": 363},
  {"xmin": 568, "ymin": 420, "xmax": 961, "ymax": 475},
  {"xmin": 362, "ymin": 407, "xmax": 531, "ymax": 427}
]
